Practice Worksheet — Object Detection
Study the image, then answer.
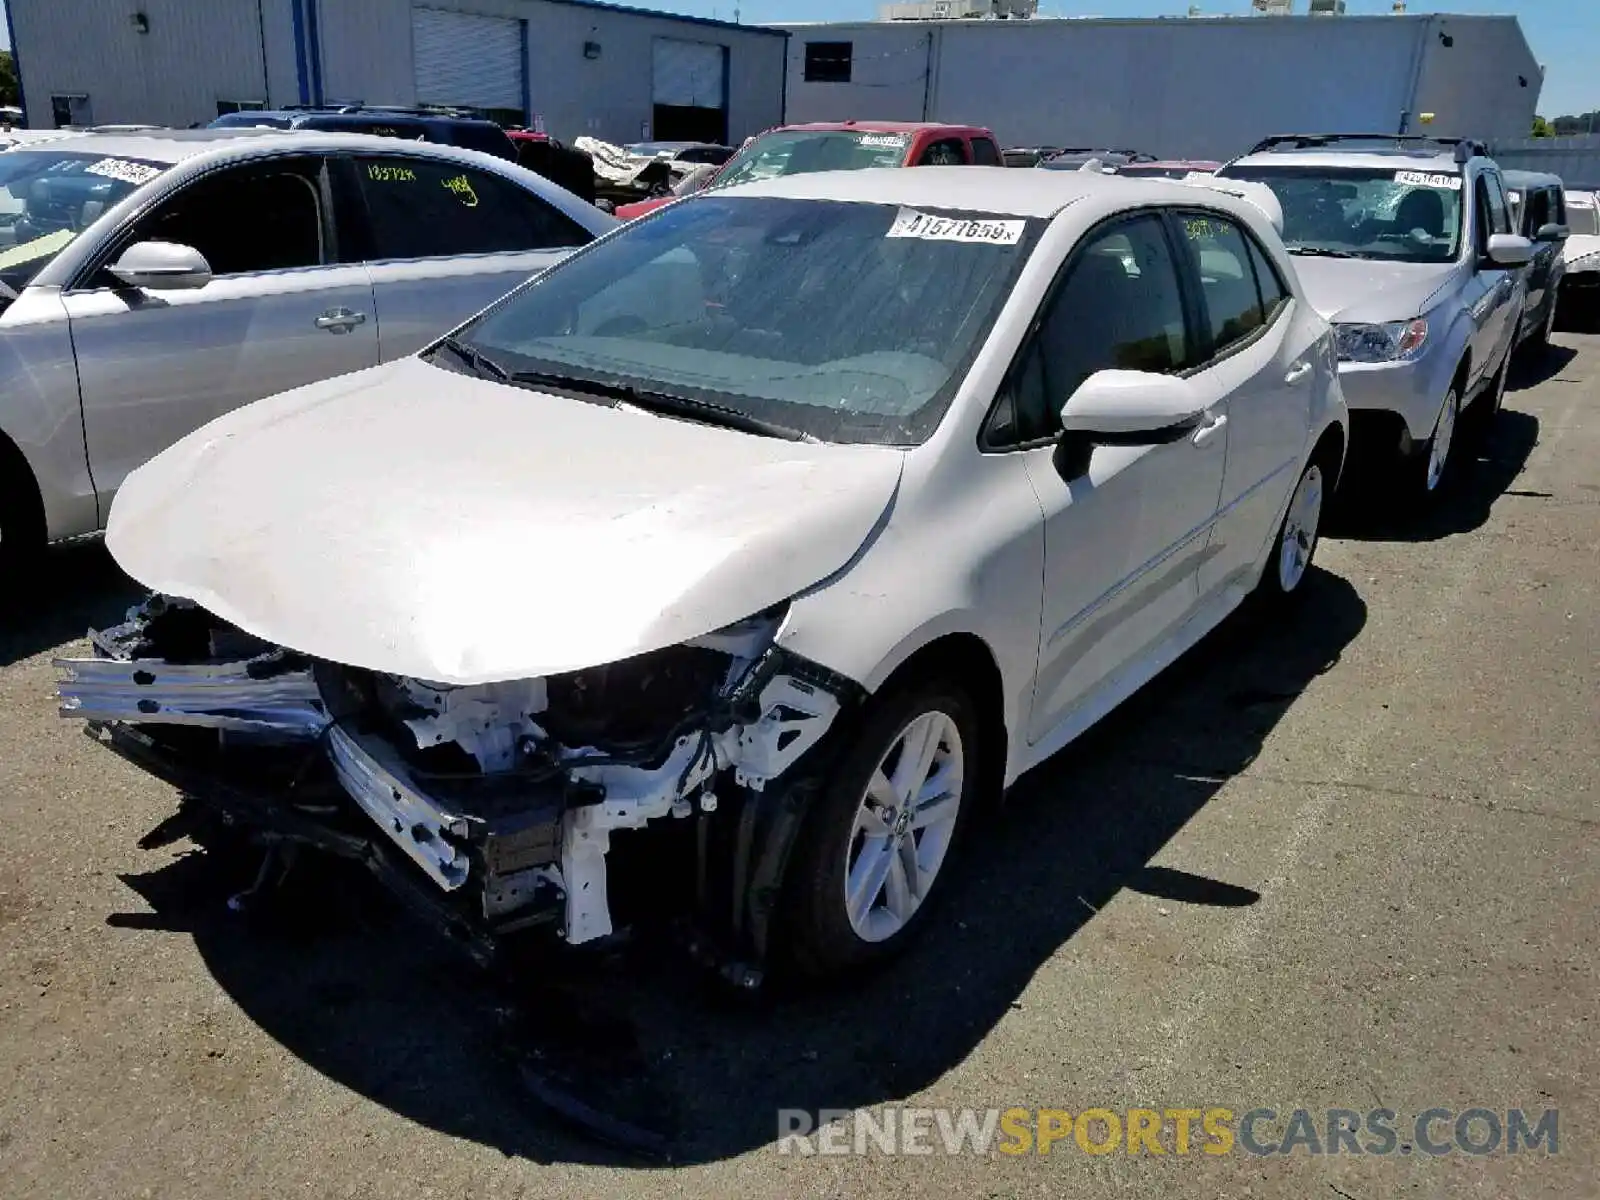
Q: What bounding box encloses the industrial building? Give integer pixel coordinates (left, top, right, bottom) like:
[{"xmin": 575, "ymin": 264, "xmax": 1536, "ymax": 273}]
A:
[
  {"xmin": 779, "ymin": 12, "xmax": 1543, "ymax": 159},
  {"xmin": 5, "ymin": 0, "xmax": 788, "ymax": 145}
]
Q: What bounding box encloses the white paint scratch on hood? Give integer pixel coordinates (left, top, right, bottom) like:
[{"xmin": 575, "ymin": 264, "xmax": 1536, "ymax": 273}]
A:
[{"xmin": 107, "ymin": 357, "xmax": 905, "ymax": 684}]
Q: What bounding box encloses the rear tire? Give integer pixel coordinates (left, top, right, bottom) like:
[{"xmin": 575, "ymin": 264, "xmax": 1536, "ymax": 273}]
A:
[
  {"xmin": 1525, "ymin": 288, "xmax": 1558, "ymax": 351},
  {"xmin": 781, "ymin": 679, "xmax": 980, "ymax": 980},
  {"xmin": 1256, "ymin": 458, "xmax": 1325, "ymax": 603}
]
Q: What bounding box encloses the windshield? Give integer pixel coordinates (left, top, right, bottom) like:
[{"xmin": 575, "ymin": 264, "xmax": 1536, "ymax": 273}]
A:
[
  {"xmin": 1222, "ymin": 165, "xmax": 1463, "ymax": 263},
  {"xmin": 441, "ymin": 196, "xmax": 1039, "ymax": 445},
  {"xmin": 712, "ymin": 130, "xmax": 911, "ymax": 190},
  {"xmin": 0, "ymin": 149, "xmax": 169, "ymax": 296},
  {"xmin": 1569, "ymin": 202, "xmax": 1599, "ymax": 237}
]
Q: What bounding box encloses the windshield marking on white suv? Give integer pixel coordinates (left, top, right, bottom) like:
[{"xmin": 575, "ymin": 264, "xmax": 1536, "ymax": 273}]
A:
[{"xmin": 1394, "ymin": 170, "xmax": 1461, "ymax": 191}]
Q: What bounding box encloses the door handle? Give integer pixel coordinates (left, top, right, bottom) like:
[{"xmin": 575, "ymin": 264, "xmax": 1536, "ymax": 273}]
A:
[
  {"xmin": 1284, "ymin": 360, "xmax": 1314, "ymax": 386},
  {"xmin": 314, "ymin": 308, "xmax": 366, "ymax": 334},
  {"xmin": 1192, "ymin": 413, "xmax": 1228, "ymax": 447}
]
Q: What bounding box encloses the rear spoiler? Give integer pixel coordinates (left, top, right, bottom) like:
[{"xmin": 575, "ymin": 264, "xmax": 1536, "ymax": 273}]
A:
[{"xmin": 1174, "ymin": 175, "xmax": 1284, "ymax": 236}]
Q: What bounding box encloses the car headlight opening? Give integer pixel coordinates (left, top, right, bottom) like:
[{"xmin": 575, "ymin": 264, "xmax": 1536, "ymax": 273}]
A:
[{"xmin": 1334, "ymin": 317, "xmax": 1429, "ymax": 363}]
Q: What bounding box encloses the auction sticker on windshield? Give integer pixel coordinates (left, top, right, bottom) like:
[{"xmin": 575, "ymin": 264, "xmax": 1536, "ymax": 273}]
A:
[
  {"xmin": 83, "ymin": 158, "xmax": 163, "ymax": 185},
  {"xmin": 858, "ymin": 135, "xmax": 908, "ymax": 149},
  {"xmin": 887, "ymin": 208, "xmax": 1025, "ymax": 245},
  {"xmin": 1394, "ymin": 170, "xmax": 1461, "ymax": 191}
]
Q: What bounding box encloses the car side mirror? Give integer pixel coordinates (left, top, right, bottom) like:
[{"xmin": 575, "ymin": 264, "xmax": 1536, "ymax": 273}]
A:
[
  {"xmin": 106, "ymin": 240, "xmax": 213, "ymax": 291},
  {"xmin": 1535, "ymin": 222, "xmax": 1569, "ymax": 243},
  {"xmin": 1484, "ymin": 233, "xmax": 1533, "ymax": 268},
  {"xmin": 1052, "ymin": 370, "xmax": 1209, "ymax": 481}
]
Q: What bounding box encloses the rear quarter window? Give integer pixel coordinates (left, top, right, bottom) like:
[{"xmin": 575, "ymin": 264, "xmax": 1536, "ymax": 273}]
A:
[{"xmin": 354, "ymin": 156, "xmax": 590, "ymax": 259}]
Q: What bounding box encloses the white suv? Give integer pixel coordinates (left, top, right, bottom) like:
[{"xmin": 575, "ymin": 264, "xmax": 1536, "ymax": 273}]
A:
[{"xmin": 59, "ymin": 167, "xmax": 1345, "ymax": 984}]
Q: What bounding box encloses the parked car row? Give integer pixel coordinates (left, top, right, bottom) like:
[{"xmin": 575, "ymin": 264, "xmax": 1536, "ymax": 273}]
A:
[
  {"xmin": 54, "ymin": 162, "xmax": 1347, "ymax": 988},
  {"xmin": 3, "ymin": 116, "xmax": 1569, "ymax": 998},
  {"xmin": 0, "ymin": 127, "xmax": 614, "ymax": 574}
]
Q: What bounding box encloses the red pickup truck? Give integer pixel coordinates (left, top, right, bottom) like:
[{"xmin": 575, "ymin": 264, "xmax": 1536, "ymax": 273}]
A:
[{"xmin": 614, "ymin": 120, "xmax": 1003, "ymax": 220}]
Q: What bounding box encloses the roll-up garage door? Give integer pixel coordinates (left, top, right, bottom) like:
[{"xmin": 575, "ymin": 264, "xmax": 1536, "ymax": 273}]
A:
[
  {"xmin": 412, "ymin": 7, "xmax": 524, "ymax": 113},
  {"xmin": 651, "ymin": 38, "xmax": 727, "ymax": 144}
]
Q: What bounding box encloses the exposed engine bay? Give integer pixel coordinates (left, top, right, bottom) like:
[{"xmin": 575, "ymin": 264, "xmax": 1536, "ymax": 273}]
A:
[{"xmin": 57, "ymin": 595, "xmax": 852, "ymax": 969}]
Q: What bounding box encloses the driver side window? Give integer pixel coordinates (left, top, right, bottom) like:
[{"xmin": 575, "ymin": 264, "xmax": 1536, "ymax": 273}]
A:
[
  {"xmin": 992, "ymin": 213, "xmax": 1193, "ymax": 446},
  {"xmin": 124, "ymin": 158, "xmax": 328, "ymax": 277}
]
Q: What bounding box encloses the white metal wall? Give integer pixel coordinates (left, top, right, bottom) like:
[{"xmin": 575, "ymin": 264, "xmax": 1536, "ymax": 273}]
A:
[
  {"xmin": 1489, "ymin": 135, "xmax": 1600, "ymax": 193},
  {"xmin": 651, "ymin": 38, "xmax": 725, "ymax": 109},
  {"xmin": 412, "ymin": 7, "xmax": 525, "ymax": 112},
  {"xmin": 780, "ymin": 14, "xmax": 1542, "ymax": 161}
]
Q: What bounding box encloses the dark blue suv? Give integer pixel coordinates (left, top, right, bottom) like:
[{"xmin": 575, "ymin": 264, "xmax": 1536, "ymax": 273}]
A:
[{"xmin": 209, "ymin": 105, "xmax": 516, "ymax": 161}]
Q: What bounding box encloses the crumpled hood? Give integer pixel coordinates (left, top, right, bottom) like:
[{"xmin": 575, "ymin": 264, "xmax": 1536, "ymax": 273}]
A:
[
  {"xmin": 1292, "ymin": 255, "xmax": 1461, "ymax": 324},
  {"xmin": 107, "ymin": 357, "xmax": 904, "ymax": 684}
]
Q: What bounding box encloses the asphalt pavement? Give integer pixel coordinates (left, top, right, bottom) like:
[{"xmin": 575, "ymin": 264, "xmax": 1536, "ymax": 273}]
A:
[{"xmin": 0, "ymin": 334, "xmax": 1595, "ymax": 1199}]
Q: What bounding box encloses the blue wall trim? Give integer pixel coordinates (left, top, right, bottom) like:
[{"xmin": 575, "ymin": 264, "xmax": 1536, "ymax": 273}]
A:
[
  {"xmin": 305, "ymin": 0, "xmax": 325, "ymax": 105},
  {"xmin": 4, "ymin": 1, "xmax": 25, "ymax": 123},
  {"xmin": 519, "ymin": 18, "xmax": 531, "ymax": 122},
  {"xmin": 290, "ymin": 0, "xmax": 311, "ymax": 105}
]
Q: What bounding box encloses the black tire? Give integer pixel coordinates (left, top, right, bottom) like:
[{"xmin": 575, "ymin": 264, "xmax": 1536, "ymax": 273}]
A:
[
  {"xmin": 781, "ymin": 678, "xmax": 982, "ymax": 980},
  {"xmin": 1406, "ymin": 383, "xmax": 1463, "ymax": 501},
  {"xmin": 0, "ymin": 448, "xmax": 47, "ymax": 588},
  {"xmin": 1524, "ymin": 289, "xmax": 1558, "ymax": 352},
  {"xmin": 1256, "ymin": 457, "xmax": 1327, "ymax": 604}
]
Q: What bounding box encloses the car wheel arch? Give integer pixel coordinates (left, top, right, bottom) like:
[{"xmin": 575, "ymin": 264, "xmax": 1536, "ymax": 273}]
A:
[
  {"xmin": 858, "ymin": 630, "xmax": 1009, "ymax": 807},
  {"xmin": 0, "ymin": 427, "xmax": 48, "ymax": 554}
]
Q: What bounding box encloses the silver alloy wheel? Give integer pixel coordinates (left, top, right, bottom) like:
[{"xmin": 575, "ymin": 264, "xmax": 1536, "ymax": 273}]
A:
[
  {"xmin": 844, "ymin": 709, "xmax": 965, "ymax": 943},
  {"xmin": 1425, "ymin": 389, "xmax": 1459, "ymax": 492},
  {"xmin": 1278, "ymin": 463, "xmax": 1323, "ymax": 593}
]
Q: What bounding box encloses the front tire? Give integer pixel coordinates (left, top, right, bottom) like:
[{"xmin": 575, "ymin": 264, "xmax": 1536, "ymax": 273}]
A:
[
  {"xmin": 1257, "ymin": 459, "xmax": 1325, "ymax": 602},
  {"xmin": 1410, "ymin": 384, "xmax": 1461, "ymax": 500},
  {"xmin": 781, "ymin": 680, "xmax": 980, "ymax": 979}
]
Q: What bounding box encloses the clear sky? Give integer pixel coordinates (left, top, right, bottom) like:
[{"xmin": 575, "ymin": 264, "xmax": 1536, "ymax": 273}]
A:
[{"xmin": 0, "ymin": 0, "xmax": 1591, "ymax": 117}]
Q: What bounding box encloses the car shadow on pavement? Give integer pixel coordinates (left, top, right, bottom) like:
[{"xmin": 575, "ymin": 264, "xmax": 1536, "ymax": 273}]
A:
[
  {"xmin": 1325, "ymin": 407, "xmax": 1540, "ymax": 543},
  {"xmin": 0, "ymin": 540, "xmax": 144, "ymax": 669},
  {"xmin": 110, "ymin": 567, "xmax": 1367, "ymax": 1167}
]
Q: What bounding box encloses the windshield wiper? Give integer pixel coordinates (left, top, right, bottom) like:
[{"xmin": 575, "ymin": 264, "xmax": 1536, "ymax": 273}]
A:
[
  {"xmin": 1286, "ymin": 245, "xmax": 1362, "ymax": 259},
  {"xmin": 433, "ymin": 335, "xmax": 509, "ymax": 382},
  {"xmin": 509, "ymin": 370, "xmax": 817, "ymax": 442}
]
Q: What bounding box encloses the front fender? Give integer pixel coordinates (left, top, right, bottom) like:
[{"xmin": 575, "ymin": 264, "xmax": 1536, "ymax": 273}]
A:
[{"xmin": 0, "ymin": 288, "xmax": 100, "ymax": 539}]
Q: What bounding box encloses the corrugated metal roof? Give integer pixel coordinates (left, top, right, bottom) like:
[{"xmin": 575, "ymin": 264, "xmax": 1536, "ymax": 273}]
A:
[{"xmin": 538, "ymin": 0, "xmax": 788, "ymax": 37}]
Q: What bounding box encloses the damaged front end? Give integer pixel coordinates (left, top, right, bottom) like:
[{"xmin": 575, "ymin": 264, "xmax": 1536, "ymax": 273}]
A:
[{"xmin": 58, "ymin": 595, "xmax": 856, "ymax": 981}]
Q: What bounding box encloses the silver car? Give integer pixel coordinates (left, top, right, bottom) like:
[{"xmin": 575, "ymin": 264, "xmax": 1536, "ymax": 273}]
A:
[
  {"xmin": 1219, "ymin": 135, "xmax": 1532, "ymax": 500},
  {"xmin": 0, "ymin": 128, "xmax": 615, "ymax": 572}
]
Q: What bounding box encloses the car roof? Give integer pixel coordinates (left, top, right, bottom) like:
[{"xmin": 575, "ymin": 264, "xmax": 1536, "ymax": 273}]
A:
[
  {"xmin": 5, "ymin": 127, "xmax": 506, "ymax": 166},
  {"xmin": 775, "ymin": 121, "xmax": 990, "ymax": 137},
  {"xmin": 711, "ymin": 164, "xmax": 1263, "ymax": 220},
  {"xmin": 1225, "ymin": 147, "xmax": 1470, "ymax": 172},
  {"xmin": 1499, "ymin": 169, "xmax": 1564, "ymax": 189}
]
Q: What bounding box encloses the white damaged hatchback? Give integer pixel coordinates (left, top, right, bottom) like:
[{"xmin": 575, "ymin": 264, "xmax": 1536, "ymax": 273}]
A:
[{"xmin": 59, "ymin": 167, "xmax": 1347, "ymax": 985}]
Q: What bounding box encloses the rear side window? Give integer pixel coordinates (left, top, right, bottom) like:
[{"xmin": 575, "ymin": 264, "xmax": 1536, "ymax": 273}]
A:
[
  {"xmin": 130, "ymin": 157, "xmax": 327, "ymax": 275},
  {"xmin": 971, "ymin": 138, "xmax": 1002, "ymax": 167},
  {"xmin": 917, "ymin": 138, "xmax": 968, "ymax": 167},
  {"xmin": 353, "ymin": 156, "xmax": 590, "ymax": 259},
  {"xmin": 1179, "ymin": 212, "xmax": 1265, "ymax": 352},
  {"xmin": 1525, "ymin": 186, "xmax": 1551, "ymax": 234},
  {"xmin": 997, "ymin": 213, "xmax": 1193, "ymax": 445},
  {"xmin": 1484, "ymin": 173, "xmax": 1511, "ymax": 236},
  {"xmin": 1246, "ymin": 237, "xmax": 1288, "ymax": 318}
]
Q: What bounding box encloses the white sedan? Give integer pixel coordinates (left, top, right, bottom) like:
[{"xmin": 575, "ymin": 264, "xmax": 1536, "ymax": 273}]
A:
[{"xmin": 59, "ymin": 166, "xmax": 1346, "ymax": 983}]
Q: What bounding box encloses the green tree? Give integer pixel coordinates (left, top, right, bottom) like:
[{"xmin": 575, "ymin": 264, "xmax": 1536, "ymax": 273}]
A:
[
  {"xmin": 1531, "ymin": 115, "xmax": 1553, "ymax": 138},
  {"xmin": 0, "ymin": 52, "xmax": 17, "ymax": 111}
]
